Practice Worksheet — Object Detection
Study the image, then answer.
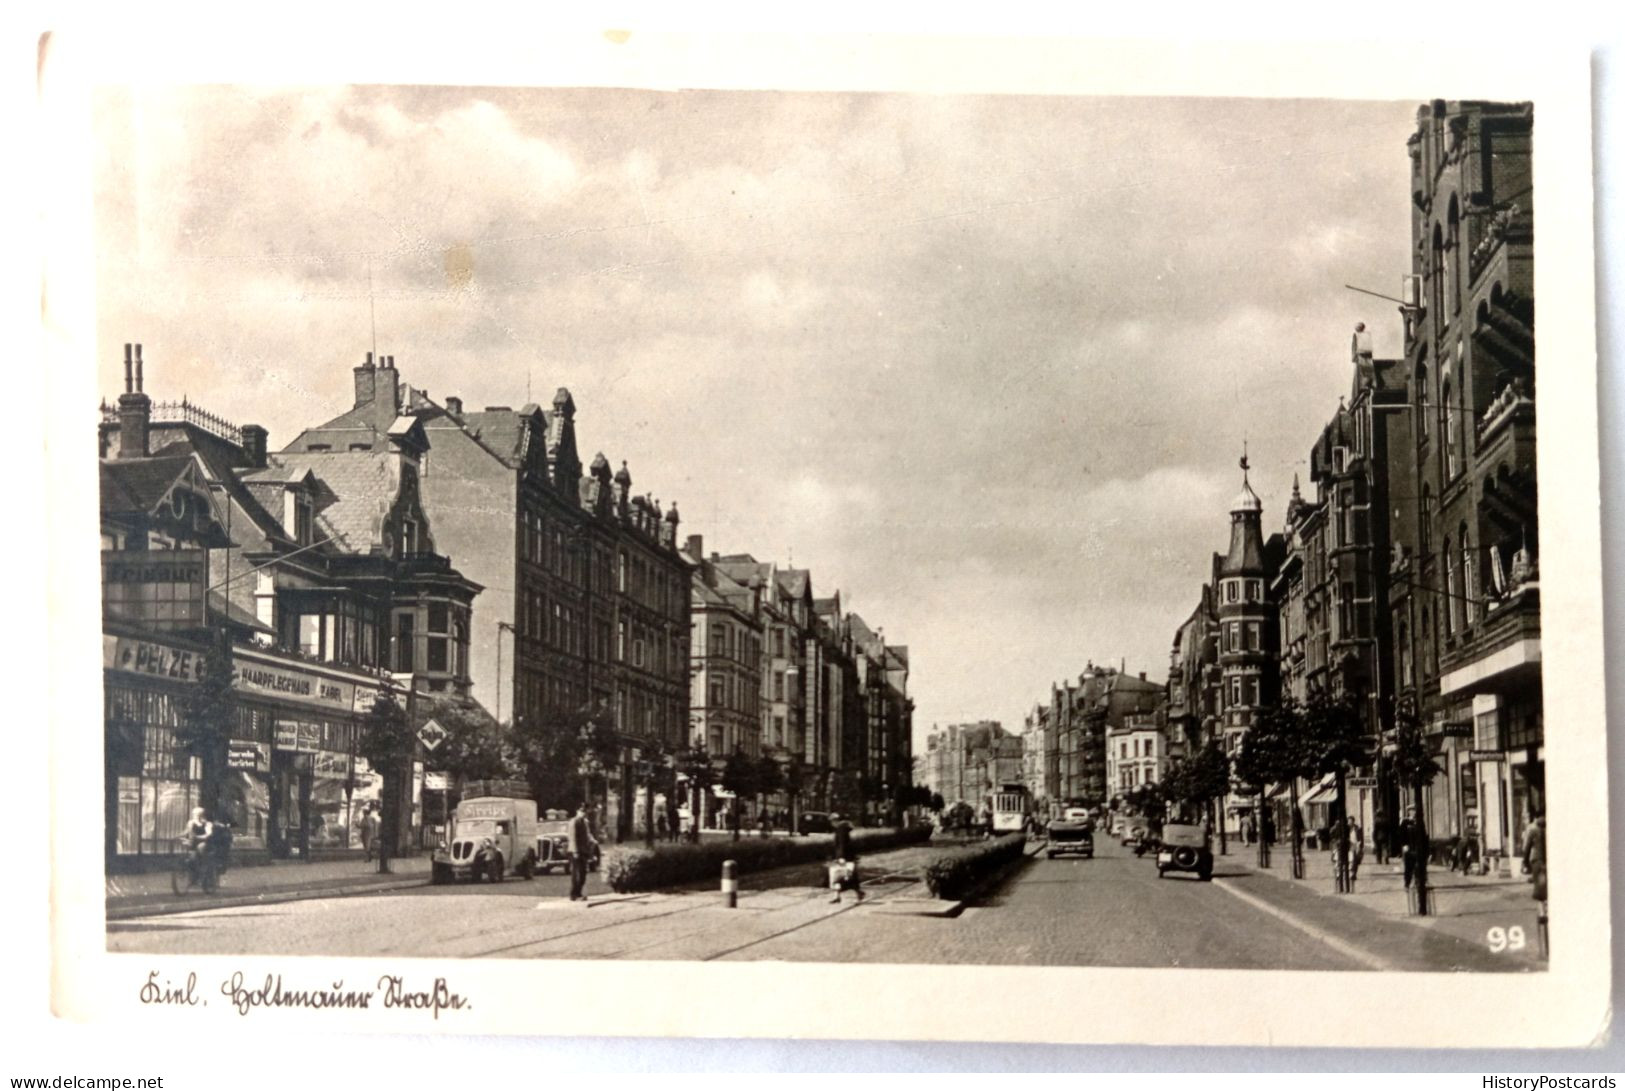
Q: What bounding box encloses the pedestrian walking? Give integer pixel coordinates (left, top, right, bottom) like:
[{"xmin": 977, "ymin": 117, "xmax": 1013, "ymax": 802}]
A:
[
  {"xmin": 1349, "ymin": 819, "xmax": 1364, "ymax": 880},
  {"xmin": 361, "ymin": 804, "xmax": 380, "ymax": 863},
  {"xmin": 567, "ymin": 802, "xmax": 599, "ymax": 902},
  {"xmin": 758, "ymin": 812, "xmax": 771, "ymax": 839},
  {"xmin": 1522, "ymin": 806, "xmax": 1546, "ymax": 900},
  {"xmin": 829, "ymin": 812, "xmax": 864, "ymax": 904},
  {"xmin": 1261, "ymin": 807, "xmax": 1276, "ymax": 848},
  {"xmin": 1399, "ymin": 805, "xmax": 1428, "ymax": 890}
]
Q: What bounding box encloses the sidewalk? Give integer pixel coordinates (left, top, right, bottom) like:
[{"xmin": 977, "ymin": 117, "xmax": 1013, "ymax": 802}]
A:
[
  {"xmin": 1214, "ymin": 841, "xmax": 1546, "ymax": 971},
  {"xmin": 106, "ymin": 855, "xmax": 432, "ymax": 920}
]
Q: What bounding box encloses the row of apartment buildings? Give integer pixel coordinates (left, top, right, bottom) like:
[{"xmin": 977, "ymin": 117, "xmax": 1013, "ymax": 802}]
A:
[
  {"xmin": 685, "ymin": 544, "xmax": 914, "ymax": 827},
  {"xmin": 913, "ymin": 665, "xmax": 1174, "ymax": 823},
  {"xmin": 1012, "ymin": 100, "xmax": 1538, "ymax": 864},
  {"xmin": 917, "ymin": 721, "xmax": 1024, "ymax": 816},
  {"xmin": 1164, "ymin": 100, "xmax": 1539, "ymax": 862},
  {"xmin": 1018, "ymin": 665, "xmax": 1171, "ymax": 819},
  {"xmin": 100, "ymin": 349, "xmax": 912, "ymax": 869}
]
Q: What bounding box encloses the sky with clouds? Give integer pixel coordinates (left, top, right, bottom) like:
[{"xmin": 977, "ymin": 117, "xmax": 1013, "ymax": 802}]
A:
[{"xmin": 93, "ymin": 85, "xmax": 1422, "ymax": 744}]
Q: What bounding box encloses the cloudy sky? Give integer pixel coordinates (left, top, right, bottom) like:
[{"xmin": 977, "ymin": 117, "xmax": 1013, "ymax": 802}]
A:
[{"xmin": 93, "ymin": 85, "xmax": 1420, "ymax": 743}]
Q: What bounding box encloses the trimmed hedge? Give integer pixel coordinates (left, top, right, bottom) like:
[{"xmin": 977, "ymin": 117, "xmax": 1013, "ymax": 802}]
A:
[
  {"xmin": 922, "ymin": 833, "xmax": 1027, "ymax": 901},
  {"xmin": 603, "ymin": 826, "xmax": 932, "ymax": 893}
]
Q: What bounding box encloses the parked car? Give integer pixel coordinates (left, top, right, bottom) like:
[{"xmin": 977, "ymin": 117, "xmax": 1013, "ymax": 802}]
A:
[
  {"xmin": 1156, "ymin": 823, "xmax": 1214, "ymax": 881},
  {"xmin": 799, "ymin": 811, "xmax": 834, "ymax": 835}
]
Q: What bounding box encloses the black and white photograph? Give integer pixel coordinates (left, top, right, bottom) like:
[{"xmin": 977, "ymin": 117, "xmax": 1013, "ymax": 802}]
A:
[{"xmin": 39, "ymin": 27, "xmax": 1611, "ymax": 1054}]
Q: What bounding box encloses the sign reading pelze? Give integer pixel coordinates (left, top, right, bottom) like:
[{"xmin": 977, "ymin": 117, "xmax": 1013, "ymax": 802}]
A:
[{"xmin": 102, "ymin": 633, "xmax": 207, "ymax": 683}]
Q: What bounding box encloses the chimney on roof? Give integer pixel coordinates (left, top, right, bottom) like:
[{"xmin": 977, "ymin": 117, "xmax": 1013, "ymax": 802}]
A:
[
  {"xmin": 685, "ymin": 534, "xmax": 703, "ymax": 560},
  {"xmin": 445, "ymin": 396, "xmax": 463, "ymax": 418},
  {"xmin": 377, "ymin": 354, "xmax": 400, "ymax": 414},
  {"xmin": 1139, "ymin": 671, "xmax": 1146, "ymax": 681},
  {"xmin": 240, "ymin": 424, "xmax": 269, "ymax": 469},
  {"xmin": 354, "ymin": 351, "xmax": 377, "ymax": 409},
  {"xmin": 116, "ymin": 343, "xmax": 152, "ymax": 459}
]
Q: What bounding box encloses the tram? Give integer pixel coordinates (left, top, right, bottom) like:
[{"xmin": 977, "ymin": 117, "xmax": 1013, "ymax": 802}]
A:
[{"xmin": 990, "ymin": 783, "xmax": 1031, "ymax": 835}]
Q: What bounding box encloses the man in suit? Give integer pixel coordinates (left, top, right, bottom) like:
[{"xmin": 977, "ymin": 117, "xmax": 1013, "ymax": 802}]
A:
[{"xmin": 568, "ymin": 802, "xmax": 599, "ymax": 902}]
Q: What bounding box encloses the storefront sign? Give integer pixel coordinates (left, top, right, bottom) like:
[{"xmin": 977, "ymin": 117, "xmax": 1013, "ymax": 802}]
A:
[
  {"xmin": 228, "ymin": 741, "xmax": 269, "ymax": 771},
  {"xmin": 273, "ymin": 720, "xmax": 323, "ymax": 753},
  {"xmin": 103, "ymin": 633, "xmax": 206, "ymax": 683},
  {"xmin": 233, "ymin": 654, "xmax": 356, "ymax": 712},
  {"xmin": 1347, "ymin": 776, "xmax": 1377, "ymax": 788},
  {"xmin": 425, "ymin": 772, "xmax": 448, "ymax": 791},
  {"xmin": 1469, "ymin": 749, "xmax": 1507, "ymax": 763},
  {"xmin": 312, "ymin": 751, "xmax": 353, "ymax": 777},
  {"xmin": 102, "ymin": 549, "xmax": 206, "ymax": 627},
  {"xmin": 417, "ymin": 718, "xmax": 448, "ymax": 752},
  {"xmin": 352, "ymin": 687, "xmax": 379, "ymax": 714}
]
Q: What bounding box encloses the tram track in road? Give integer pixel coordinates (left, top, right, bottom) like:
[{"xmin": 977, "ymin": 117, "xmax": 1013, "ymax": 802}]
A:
[
  {"xmin": 470, "ymin": 900, "xmax": 710, "ymax": 958},
  {"xmin": 472, "ymin": 865, "xmax": 930, "ymax": 960}
]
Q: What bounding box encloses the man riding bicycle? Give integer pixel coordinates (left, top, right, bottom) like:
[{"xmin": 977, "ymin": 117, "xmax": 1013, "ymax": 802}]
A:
[{"xmin": 183, "ymin": 808, "xmax": 214, "ymax": 858}]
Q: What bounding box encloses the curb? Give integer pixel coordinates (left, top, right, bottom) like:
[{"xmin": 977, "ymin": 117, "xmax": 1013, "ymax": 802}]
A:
[{"xmin": 106, "ymin": 876, "xmax": 429, "ymax": 921}]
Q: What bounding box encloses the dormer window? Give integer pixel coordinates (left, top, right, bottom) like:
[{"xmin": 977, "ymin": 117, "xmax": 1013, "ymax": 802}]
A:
[
  {"xmin": 400, "ymin": 518, "xmax": 418, "ymax": 556},
  {"xmin": 285, "ymin": 490, "xmax": 314, "ymax": 546}
]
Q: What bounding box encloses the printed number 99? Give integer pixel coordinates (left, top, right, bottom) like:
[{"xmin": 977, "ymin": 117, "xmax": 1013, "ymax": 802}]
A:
[{"xmin": 1487, "ymin": 926, "xmax": 1526, "ymax": 953}]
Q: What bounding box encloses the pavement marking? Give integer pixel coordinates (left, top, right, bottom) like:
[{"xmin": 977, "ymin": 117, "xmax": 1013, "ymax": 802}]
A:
[{"xmin": 1212, "ymin": 877, "xmax": 1397, "ymax": 972}]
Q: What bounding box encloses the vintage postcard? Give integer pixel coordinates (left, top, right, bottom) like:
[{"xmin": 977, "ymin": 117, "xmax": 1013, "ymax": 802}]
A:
[{"xmin": 42, "ymin": 28, "xmax": 1609, "ymax": 1049}]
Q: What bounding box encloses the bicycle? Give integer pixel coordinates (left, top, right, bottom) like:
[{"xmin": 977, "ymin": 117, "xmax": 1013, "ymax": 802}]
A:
[{"xmin": 171, "ymin": 840, "xmax": 220, "ymax": 895}]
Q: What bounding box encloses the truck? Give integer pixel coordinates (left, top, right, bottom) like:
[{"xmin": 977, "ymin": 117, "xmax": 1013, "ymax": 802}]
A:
[{"xmin": 431, "ymin": 796, "xmax": 541, "ymax": 883}]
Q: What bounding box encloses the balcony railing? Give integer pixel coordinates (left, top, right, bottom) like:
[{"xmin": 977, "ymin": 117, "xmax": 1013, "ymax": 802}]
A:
[
  {"xmin": 1438, "ymin": 581, "xmax": 1540, "ymax": 679},
  {"xmin": 100, "ymin": 397, "xmax": 243, "ymax": 445}
]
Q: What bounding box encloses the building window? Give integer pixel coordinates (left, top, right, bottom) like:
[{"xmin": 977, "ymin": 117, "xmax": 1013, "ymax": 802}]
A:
[
  {"xmin": 1417, "ymin": 360, "xmax": 1431, "ymax": 442},
  {"xmin": 617, "ymin": 620, "xmax": 626, "ymax": 661},
  {"xmin": 426, "ymin": 602, "xmax": 451, "ymax": 673},
  {"xmin": 394, "ymin": 611, "xmax": 415, "ymax": 672},
  {"xmin": 1443, "ymin": 537, "xmax": 1457, "ymax": 636},
  {"xmin": 1432, "ymin": 222, "xmax": 1447, "ymax": 320},
  {"xmin": 1420, "ymin": 485, "xmax": 1434, "ymax": 557},
  {"xmin": 1461, "ymin": 527, "xmax": 1476, "ymax": 627},
  {"xmin": 294, "ymin": 495, "xmax": 313, "ymax": 546},
  {"xmin": 1398, "ymin": 621, "xmax": 1413, "ymax": 687},
  {"xmin": 1448, "ymin": 198, "xmax": 1461, "ymax": 317}
]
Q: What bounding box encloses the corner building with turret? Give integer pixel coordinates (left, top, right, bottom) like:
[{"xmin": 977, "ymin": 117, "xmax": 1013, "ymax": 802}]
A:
[{"xmin": 287, "ymin": 353, "xmax": 692, "ymax": 841}]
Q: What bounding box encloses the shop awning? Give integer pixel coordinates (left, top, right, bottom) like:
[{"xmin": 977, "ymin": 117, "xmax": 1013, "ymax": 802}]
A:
[{"xmin": 1299, "ymin": 773, "xmax": 1339, "ymax": 808}]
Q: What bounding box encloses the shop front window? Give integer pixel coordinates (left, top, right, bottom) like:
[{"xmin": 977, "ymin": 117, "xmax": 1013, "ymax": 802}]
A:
[{"xmin": 108, "ymin": 687, "xmax": 200, "ymax": 856}]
